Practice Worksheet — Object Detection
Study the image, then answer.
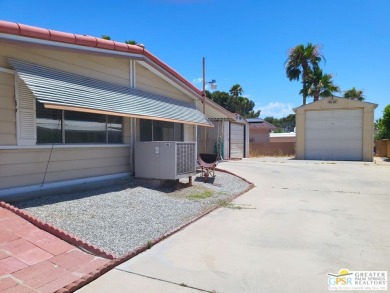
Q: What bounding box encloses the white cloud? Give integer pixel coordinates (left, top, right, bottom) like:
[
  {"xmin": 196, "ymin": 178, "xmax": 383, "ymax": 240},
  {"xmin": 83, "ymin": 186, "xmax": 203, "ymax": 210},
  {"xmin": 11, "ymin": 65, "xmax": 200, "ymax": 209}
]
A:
[
  {"xmin": 192, "ymin": 77, "xmax": 203, "ymax": 85},
  {"xmin": 256, "ymin": 102, "xmax": 295, "ymax": 118}
]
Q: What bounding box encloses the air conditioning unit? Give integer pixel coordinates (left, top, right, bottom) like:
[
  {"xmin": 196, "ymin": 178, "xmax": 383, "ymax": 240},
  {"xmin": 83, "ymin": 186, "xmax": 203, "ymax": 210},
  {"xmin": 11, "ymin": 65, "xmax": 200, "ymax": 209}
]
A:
[{"xmin": 134, "ymin": 141, "xmax": 196, "ymax": 180}]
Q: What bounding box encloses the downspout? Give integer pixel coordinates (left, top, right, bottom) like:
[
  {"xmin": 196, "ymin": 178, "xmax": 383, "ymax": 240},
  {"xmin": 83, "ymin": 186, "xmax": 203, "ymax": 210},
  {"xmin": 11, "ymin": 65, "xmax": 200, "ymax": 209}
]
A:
[
  {"xmin": 130, "ymin": 60, "xmax": 136, "ymax": 174},
  {"xmin": 244, "ymin": 124, "xmax": 246, "ymax": 158},
  {"xmin": 229, "ymin": 121, "xmax": 231, "ymax": 159},
  {"xmin": 202, "ymin": 57, "xmax": 207, "ymax": 153}
]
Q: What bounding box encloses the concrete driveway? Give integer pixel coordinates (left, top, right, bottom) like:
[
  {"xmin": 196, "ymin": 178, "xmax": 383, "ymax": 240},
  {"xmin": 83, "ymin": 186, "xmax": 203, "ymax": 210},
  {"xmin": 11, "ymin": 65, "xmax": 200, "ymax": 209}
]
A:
[{"xmin": 79, "ymin": 158, "xmax": 390, "ymax": 293}]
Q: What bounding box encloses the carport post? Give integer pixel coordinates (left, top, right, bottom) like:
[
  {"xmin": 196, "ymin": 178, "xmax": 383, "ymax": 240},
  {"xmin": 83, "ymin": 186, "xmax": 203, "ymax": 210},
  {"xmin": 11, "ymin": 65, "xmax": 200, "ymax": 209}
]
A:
[
  {"xmin": 202, "ymin": 57, "xmax": 217, "ymax": 153},
  {"xmin": 202, "ymin": 57, "xmax": 207, "ymax": 153}
]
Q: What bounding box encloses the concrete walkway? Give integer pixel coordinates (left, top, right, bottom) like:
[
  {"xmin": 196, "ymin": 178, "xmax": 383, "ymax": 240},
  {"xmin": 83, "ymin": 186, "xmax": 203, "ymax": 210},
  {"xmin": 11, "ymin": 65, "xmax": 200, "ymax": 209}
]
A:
[{"xmin": 78, "ymin": 158, "xmax": 390, "ymax": 293}]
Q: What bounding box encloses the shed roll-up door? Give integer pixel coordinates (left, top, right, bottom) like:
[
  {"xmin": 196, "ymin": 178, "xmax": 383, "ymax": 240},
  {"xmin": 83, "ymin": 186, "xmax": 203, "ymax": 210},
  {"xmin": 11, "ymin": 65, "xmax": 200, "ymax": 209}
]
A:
[
  {"xmin": 230, "ymin": 123, "xmax": 245, "ymax": 158},
  {"xmin": 305, "ymin": 109, "xmax": 363, "ymax": 160}
]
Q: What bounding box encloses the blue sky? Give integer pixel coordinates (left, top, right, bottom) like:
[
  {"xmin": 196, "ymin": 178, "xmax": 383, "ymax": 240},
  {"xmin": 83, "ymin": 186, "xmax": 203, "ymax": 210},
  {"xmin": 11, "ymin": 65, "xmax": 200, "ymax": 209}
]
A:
[{"xmin": 1, "ymin": 0, "xmax": 389, "ymax": 119}]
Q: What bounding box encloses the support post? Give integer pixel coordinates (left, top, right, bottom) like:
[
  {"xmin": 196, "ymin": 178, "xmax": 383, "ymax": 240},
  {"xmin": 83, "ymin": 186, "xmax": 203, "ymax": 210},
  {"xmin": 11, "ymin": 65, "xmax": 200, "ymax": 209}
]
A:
[{"xmin": 202, "ymin": 57, "xmax": 207, "ymax": 153}]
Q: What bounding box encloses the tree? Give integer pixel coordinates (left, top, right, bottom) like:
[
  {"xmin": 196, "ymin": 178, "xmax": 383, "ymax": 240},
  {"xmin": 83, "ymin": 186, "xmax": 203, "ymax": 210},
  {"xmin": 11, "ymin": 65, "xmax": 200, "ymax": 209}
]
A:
[
  {"xmin": 101, "ymin": 35, "xmax": 111, "ymax": 40},
  {"xmin": 208, "ymin": 90, "xmax": 231, "ymax": 110},
  {"xmin": 285, "ymin": 43, "xmax": 323, "ymax": 105},
  {"xmin": 343, "ymin": 87, "xmax": 365, "ymax": 101},
  {"xmin": 265, "ymin": 114, "xmax": 296, "ymax": 132},
  {"xmin": 302, "ymin": 67, "xmax": 340, "ymax": 101},
  {"xmin": 375, "ymin": 104, "xmax": 390, "ymax": 140}
]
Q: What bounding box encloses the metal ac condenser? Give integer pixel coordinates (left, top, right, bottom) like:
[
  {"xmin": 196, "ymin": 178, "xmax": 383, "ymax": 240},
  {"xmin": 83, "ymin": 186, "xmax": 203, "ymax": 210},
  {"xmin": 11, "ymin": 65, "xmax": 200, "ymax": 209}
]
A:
[{"xmin": 134, "ymin": 141, "xmax": 196, "ymax": 180}]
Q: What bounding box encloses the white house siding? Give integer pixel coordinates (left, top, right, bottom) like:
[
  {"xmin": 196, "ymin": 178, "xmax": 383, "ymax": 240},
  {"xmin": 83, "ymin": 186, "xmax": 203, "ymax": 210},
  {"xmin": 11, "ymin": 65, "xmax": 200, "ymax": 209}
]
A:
[
  {"xmin": 207, "ymin": 120, "xmax": 222, "ymax": 154},
  {"xmin": 0, "ymin": 43, "xmax": 204, "ymax": 192},
  {"xmin": 135, "ymin": 64, "xmax": 193, "ymax": 103},
  {"xmin": 0, "ymin": 44, "xmax": 130, "ymax": 87},
  {"xmin": 0, "ymin": 72, "xmax": 16, "ymax": 145},
  {"xmin": 0, "ymin": 146, "xmax": 130, "ymax": 189},
  {"xmin": 0, "ymin": 45, "xmax": 133, "ymax": 190}
]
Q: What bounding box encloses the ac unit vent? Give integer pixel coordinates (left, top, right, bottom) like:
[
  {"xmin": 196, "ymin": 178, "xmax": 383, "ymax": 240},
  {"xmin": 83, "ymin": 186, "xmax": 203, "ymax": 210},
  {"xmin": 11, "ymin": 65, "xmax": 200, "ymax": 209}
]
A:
[
  {"xmin": 176, "ymin": 142, "xmax": 195, "ymax": 175},
  {"xmin": 135, "ymin": 141, "xmax": 196, "ymax": 180}
]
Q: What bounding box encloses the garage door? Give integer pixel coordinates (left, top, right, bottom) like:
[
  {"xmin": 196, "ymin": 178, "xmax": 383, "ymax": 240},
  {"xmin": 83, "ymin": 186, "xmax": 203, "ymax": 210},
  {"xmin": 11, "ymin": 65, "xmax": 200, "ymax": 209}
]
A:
[
  {"xmin": 230, "ymin": 123, "xmax": 245, "ymax": 158},
  {"xmin": 305, "ymin": 109, "xmax": 363, "ymax": 160}
]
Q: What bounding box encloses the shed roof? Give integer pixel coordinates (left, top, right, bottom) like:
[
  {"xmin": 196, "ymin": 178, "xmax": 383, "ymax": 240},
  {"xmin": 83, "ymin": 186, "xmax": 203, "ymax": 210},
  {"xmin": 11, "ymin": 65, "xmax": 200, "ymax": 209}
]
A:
[
  {"xmin": 293, "ymin": 96, "xmax": 378, "ymax": 113},
  {"xmin": 248, "ymin": 118, "xmax": 277, "ymax": 130},
  {"xmin": 246, "ymin": 118, "xmax": 264, "ymax": 123}
]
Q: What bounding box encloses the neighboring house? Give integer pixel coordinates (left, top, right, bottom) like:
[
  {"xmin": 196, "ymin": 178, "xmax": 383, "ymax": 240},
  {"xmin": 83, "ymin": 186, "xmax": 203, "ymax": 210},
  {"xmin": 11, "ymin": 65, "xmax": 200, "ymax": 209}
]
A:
[
  {"xmin": 248, "ymin": 118, "xmax": 294, "ymax": 157},
  {"xmin": 247, "ymin": 118, "xmax": 277, "ymax": 143},
  {"xmin": 270, "ymin": 132, "xmax": 296, "ymax": 143},
  {"xmin": 294, "ymin": 96, "xmax": 377, "ymax": 161},
  {"xmin": 0, "ymin": 20, "xmax": 229, "ymax": 200},
  {"xmin": 197, "ymin": 113, "xmax": 249, "ymax": 160}
]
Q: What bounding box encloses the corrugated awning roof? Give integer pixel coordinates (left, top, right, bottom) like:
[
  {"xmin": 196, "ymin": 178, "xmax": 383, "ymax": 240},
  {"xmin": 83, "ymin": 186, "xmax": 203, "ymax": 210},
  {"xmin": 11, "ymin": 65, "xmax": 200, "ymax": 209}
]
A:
[{"xmin": 9, "ymin": 58, "xmax": 213, "ymax": 127}]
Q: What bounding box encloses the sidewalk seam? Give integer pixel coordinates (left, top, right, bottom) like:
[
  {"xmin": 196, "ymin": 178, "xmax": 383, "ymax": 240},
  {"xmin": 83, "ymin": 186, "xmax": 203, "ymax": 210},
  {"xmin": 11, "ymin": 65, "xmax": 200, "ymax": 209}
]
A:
[{"xmin": 115, "ymin": 269, "xmax": 213, "ymax": 293}]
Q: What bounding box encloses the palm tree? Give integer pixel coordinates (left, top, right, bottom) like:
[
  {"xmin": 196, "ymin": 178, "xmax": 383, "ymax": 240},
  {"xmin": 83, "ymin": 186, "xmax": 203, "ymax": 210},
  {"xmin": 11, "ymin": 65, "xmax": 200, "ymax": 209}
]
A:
[
  {"xmin": 301, "ymin": 67, "xmax": 340, "ymax": 101},
  {"xmin": 285, "ymin": 43, "xmax": 324, "ymax": 105},
  {"xmin": 229, "ymin": 84, "xmax": 243, "ymax": 98},
  {"xmin": 343, "ymin": 87, "xmax": 364, "ymax": 101}
]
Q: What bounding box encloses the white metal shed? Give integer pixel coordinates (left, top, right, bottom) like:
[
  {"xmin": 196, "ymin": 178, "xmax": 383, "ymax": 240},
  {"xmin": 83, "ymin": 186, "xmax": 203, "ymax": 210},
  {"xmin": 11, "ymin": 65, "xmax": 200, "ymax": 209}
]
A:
[{"xmin": 294, "ymin": 97, "xmax": 377, "ymax": 161}]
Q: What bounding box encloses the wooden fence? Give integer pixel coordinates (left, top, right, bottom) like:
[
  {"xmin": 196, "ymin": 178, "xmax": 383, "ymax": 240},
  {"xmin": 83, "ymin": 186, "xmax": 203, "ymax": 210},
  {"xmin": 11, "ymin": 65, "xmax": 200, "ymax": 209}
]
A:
[
  {"xmin": 250, "ymin": 142, "xmax": 295, "ymax": 157},
  {"xmin": 375, "ymin": 139, "xmax": 389, "ymax": 157}
]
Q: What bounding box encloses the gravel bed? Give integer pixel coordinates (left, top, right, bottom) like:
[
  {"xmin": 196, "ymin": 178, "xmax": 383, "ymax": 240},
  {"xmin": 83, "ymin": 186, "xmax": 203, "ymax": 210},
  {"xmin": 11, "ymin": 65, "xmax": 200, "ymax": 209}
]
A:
[{"xmin": 14, "ymin": 170, "xmax": 250, "ymax": 257}]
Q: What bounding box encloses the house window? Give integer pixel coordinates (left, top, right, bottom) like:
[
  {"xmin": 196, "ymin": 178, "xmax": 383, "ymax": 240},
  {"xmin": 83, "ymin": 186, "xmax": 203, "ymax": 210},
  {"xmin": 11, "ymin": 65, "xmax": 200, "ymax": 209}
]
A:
[
  {"xmin": 139, "ymin": 119, "xmax": 152, "ymax": 141},
  {"xmin": 65, "ymin": 111, "xmax": 107, "ymax": 144},
  {"xmin": 139, "ymin": 119, "xmax": 183, "ymax": 142},
  {"xmin": 36, "ymin": 101, "xmax": 123, "ymax": 144},
  {"xmin": 36, "ymin": 102, "xmax": 62, "ymax": 144},
  {"xmin": 108, "ymin": 116, "xmax": 124, "ymax": 143}
]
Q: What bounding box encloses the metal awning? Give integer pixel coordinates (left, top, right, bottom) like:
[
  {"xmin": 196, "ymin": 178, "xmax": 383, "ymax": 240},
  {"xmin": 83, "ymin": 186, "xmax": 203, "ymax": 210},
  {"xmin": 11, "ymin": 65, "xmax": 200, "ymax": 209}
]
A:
[{"xmin": 8, "ymin": 58, "xmax": 213, "ymax": 127}]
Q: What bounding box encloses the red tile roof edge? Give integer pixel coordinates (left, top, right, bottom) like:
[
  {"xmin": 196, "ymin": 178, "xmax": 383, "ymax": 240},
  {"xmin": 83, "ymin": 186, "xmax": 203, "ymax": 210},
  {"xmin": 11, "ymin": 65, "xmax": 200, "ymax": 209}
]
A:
[
  {"xmin": 0, "ymin": 201, "xmax": 116, "ymax": 260},
  {"xmin": 0, "ymin": 20, "xmax": 202, "ymax": 96},
  {"xmin": 58, "ymin": 169, "xmax": 254, "ymax": 293}
]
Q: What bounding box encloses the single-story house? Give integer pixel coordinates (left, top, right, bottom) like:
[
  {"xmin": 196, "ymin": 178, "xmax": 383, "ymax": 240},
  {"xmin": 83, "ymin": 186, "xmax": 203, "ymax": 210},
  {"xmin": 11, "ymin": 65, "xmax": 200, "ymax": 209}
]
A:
[
  {"xmin": 0, "ymin": 20, "xmax": 229, "ymax": 200},
  {"xmin": 247, "ymin": 118, "xmax": 277, "ymax": 144},
  {"xmin": 248, "ymin": 119, "xmax": 294, "ymax": 157},
  {"xmin": 294, "ymin": 97, "xmax": 377, "ymax": 161}
]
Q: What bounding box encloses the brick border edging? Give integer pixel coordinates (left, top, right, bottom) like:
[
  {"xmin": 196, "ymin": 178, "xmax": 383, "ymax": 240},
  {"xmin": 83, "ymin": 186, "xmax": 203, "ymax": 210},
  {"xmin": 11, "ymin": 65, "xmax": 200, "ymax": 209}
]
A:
[
  {"xmin": 58, "ymin": 168, "xmax": 255, "ymax": 293},
  {"xmin": 0, "ymin": 201, "xmax": 116, "ymax": 260}
]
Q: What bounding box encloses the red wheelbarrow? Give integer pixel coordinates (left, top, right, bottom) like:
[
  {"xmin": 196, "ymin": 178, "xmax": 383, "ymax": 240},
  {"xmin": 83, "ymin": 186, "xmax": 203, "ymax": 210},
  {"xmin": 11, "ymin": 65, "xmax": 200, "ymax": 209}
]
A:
[{"xmin": 198, "ymin": 153, "xmax": 218, "ymax": 182}]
